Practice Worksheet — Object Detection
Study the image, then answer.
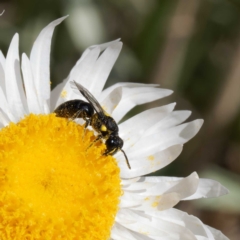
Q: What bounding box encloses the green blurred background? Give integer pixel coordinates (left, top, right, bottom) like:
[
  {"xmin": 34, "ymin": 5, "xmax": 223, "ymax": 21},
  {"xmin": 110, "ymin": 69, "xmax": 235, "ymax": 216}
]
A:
[{"xmin": 0, "ymin": 0, "xmax": 240, "ymax": 239}]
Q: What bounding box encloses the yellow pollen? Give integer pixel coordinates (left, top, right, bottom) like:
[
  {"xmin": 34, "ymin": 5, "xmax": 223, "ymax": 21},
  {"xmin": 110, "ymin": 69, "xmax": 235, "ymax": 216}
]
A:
[
  {"xmin": 151, "ymin": 201, "xmax": 158, "ymax": 208},
  {"xmin": 60, "ymin": 90, "xmax": 67, "ymax": 98},
  {"xmin": 0, "ymin": 114, "xmax": 121, "ymax": 240},
  {"xmin": 147, "ymin": 155, "xmax": 154, "ymax": 161},
  {"xmin": 101, "ymin": 107, "xmax": 110, "ymax": 117},
  {"xmin": 102, "ymin": 105, "xmax": 107, "ymax": 111}
]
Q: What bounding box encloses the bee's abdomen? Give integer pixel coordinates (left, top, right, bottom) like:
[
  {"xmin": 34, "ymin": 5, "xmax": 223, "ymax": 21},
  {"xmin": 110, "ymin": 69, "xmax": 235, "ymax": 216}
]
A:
[{"xmin": 54, "ymin": 100, "xmax": 94, "ymax": 119}]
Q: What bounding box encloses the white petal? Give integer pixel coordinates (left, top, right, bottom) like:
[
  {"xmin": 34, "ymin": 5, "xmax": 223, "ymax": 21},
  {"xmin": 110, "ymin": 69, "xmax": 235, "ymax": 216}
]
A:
[
  {"xmin": 21, "ymin": 53, "xmax": 42, "ymax": 114},
  {"xmin": 70, "ymin": 39, "xmax": 121, "ymax": 79},
  {"xmin": 143, "ymin": 111, "xmax": 192, "ymax": 138},
  {"xmin": 120, "ymin": 192, "xmax": 181, "ymax": 211},
  {"xmin": 0, "ymin": 120, "xmax": 4, "ymax": 128},
  {"xmin": 111, "ymin": 223, "xmax": 149, "ymax": 240},
  {"xmin": 0, "ymin": 50, "xmax": 6, "ymax": 94},
  {"xmin": 126, "ymin": 120, "xmax": 203, "ymax": 158},
  {"xmin": 112, "ymin": 86, "xmax": 173, "ymax": 122},
  {"xmin": 30, "ymin": 16, "xmax": 67, "ymax": 112},
  {"xmin": 120, "ymin": 173, "xmax": 199, "ymax": 211},
  {"xmin": 117, "ymin": 120, "xmax": 202, "ymax": 174},
  {"xmin": 70, "ymin": 47, "xmax": 100, "ymax": 89},
  {"xmin": 147, "ymin": 208, "xmax": 229, "ymax": 240},
  {"xmin": 89, "ymin": 41, "xmax": 122, "ymax": 97},
  {"xmin": 202, "ymin": 225, "xmax": 229, "ymax": 240},
  {"xmin": 123, "ymin": 172, "xmax": 199, "ymax": 199},
  {"xmin": 0, "ymin": 50, "xmax": 5, "ymax": 68},
  {"xmin": 78, "ymin": 39, "xmax": 121, "ymax": 65},
  {"xmin": 116, "ymin": 209, "xmax": 197, "ymax": 240},
  {"xmin": 67, "ymin": 41, "xmax": 123, "ymax": 99},
  {"xmin": 121, "ymin": 177, "xmax": 141, "ymax": 186},
  {"xmin": 50, "ymin": 78, "xmax": 68, "ymax": 111},
  {"xmin": 183, "ymin": 178, "xmax": 229, "ymax": 200},
  {"xmin": 5, "ymin": 34, "xmax": 27, "ymax": 120},
  {"xmin": 89, "ymin": 39, "xmax": 121, "ymax": 51},
  {"xmin": 54, "ymin": 46, "xmax": 101, "ymax": 108},
  {"xmin": 0, "ymin": 87, "xmax": 16, "ymax": 122},
  {"xmin": 135, "ymin": 175, "xmax": 228, "ymax": 201},
  {"xmin": 148, "ymin": 208, "xmax": 206, "ymax": 236},
  {"xmin": 53, "ymin": 40, "xmax": 122, "ymax": 110},
  {"xmin": 0, "ymin": 108, "xmax": 10, "ymax": 126},
  {"xmin": 119, "ymin": 103, "xmax": 176, "ymax": 139},
  {"xmin": 119, "ymin": 145, "xmax": 183, "ymax": 178},
  {"xmin": 101, "ymin": 86, "xmax": 122, "ymax": 114},
  {"xmin": 100, "ymin": 82, "xmax": 159, "ymax": 102},
  {"xmin": 120, "ymin": 110, "xmax": 191, "ymax": 156}
]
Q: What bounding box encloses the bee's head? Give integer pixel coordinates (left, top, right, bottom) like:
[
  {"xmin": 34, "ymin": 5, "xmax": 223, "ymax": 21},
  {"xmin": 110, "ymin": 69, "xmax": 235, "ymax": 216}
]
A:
[
  {"xmin": 105, "ymin": 135, "xmax": 131, "ymax": 169},
  {"xmin": 105, "ymin": 135, "xmax": 123, "ymax": 152}
]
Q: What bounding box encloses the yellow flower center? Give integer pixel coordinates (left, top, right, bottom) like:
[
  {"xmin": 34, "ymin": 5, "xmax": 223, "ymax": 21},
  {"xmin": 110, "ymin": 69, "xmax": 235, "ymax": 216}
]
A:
[{"xmin": 0, "ymin": 114, "xmax": 121, "ymax": 240}]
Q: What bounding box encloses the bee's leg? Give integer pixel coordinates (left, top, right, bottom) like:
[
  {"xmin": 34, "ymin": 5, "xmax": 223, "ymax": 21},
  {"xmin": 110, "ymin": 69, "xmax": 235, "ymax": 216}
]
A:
[
  {"xmin": 84, "ymin": 119, "xmax": 90, "ymax": 128},
  {"xmin": 82, "ymin": 119, "xmax": 90, "ymax": 139},
  {"xmin": 67, "ymin": 110, "xmax": 82, "ymax": 124},
  {"xmin": 86, "ymin": 135, "xmax": 103, "ymax": 151},
  {"xmin": 102, "ymin": 148, "xmax": 118, "ymax": 156}
]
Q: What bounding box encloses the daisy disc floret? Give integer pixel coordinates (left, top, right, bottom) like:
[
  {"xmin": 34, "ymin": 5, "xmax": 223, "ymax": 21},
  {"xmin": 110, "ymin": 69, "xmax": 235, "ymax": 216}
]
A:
[
  {"xmin": 0, "ymin": 114, "xmax": 120, "ymax": 239},
  {"xmin": 0, "ymin": 17, "xmax": 229, "ymax": 240}
]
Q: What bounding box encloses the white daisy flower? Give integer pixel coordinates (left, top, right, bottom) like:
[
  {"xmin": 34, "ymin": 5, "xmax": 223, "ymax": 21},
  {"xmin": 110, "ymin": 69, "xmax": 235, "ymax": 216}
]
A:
[{"xmin": 0, "ymin": 17, "xmax": 229, "ymax": 240}]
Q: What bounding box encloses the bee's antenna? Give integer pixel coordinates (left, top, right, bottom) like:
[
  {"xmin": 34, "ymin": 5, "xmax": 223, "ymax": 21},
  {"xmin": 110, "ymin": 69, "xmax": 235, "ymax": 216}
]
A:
[{"xmin": 120, "ymin": 149, "xmax": 131, "ymax": 169}]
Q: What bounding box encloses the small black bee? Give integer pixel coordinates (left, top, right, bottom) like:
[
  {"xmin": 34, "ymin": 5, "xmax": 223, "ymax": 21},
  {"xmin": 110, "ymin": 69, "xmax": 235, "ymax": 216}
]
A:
[{"xmin": 54, "ymin": 81, "xmax": 131, "ymax": 169}]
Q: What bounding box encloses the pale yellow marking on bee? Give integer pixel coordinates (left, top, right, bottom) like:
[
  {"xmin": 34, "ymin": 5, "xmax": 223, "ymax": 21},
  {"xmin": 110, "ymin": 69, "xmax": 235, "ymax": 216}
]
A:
[{"xmin": 100, "ymin": 125, "xmax": 107, "ymax": 132}]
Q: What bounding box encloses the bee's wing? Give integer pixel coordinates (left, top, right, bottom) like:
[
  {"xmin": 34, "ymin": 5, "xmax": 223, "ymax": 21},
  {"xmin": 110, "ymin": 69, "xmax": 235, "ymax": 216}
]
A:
[{"xmin": 71, "ymin": 81, "xmax": 105, "ymax": 117}]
